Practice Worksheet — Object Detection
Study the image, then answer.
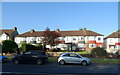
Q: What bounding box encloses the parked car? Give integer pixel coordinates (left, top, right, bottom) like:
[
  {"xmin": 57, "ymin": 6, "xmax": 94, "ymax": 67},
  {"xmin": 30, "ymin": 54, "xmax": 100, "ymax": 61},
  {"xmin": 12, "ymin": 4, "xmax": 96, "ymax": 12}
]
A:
[
  {"xmin": 0, "ymin": 55, "xmax": 9, "ymax": 63},
  {"xmin": 12, "ymin": 50, "xmax": 48, "ymax": 65},
  {"xmin": 58, "ymin": 53, "xmax": 91, "ymax": 66}
]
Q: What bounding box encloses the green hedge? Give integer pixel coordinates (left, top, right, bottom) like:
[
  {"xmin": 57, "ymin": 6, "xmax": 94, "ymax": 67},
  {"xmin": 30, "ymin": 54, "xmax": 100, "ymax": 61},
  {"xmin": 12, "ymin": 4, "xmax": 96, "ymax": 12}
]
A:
[{"xmin": 20, "ymin": 43, "xmax": 43, "ymax": 52}]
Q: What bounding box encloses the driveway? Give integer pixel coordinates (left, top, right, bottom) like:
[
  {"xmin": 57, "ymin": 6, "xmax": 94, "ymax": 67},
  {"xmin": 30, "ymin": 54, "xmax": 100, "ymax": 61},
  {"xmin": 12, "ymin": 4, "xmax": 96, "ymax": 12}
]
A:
[{"xmin": 1, "ymin": 62, "xmax": 120, "ymax": 75}]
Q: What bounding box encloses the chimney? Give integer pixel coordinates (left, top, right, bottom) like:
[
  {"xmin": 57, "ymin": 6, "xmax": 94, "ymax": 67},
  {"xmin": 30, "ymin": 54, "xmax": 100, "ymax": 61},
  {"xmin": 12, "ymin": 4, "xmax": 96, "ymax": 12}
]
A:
[
  {"xmin": 14, "ymin": 27, "xmax": 17, "ymax": 31},
  {"xmin": 84, "ymin": 28, "xmax": 87, "ymax": 31},
  {"xmin": 79, "ymin": 28, "xmax": 83, "ymax": 31},
  {"xmin": 56, "ymin": 28, "xmax": 60, "ymax": 32},
  {"xmin": 31, "ymin": 29, "xmax": 35, "ymax": 33}
]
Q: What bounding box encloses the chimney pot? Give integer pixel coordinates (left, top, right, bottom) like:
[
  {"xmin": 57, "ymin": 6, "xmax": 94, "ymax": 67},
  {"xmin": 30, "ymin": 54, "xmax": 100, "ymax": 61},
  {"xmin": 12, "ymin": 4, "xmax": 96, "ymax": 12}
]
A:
[
  {"xmin": 56, "ymin": 28, "xmax": 60, "ymax": 32},
  {"xmin": 14, "ymin": 27, "xmax": 17, "ymax": 31},
  {"xmin": 84, "ymin": 28, "xmax": 87, "ymax": 31},
  {"xmin": 31, "ymin": 29, "xmax": 35, "ymax": 33}
]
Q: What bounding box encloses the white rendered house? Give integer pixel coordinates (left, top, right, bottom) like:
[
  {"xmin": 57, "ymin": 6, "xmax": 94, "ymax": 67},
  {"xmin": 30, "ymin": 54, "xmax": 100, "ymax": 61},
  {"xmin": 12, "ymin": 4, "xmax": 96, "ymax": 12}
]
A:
[
  {"xmin": 15, "ymin": 28, "xmax": 104, "ymax": 51},
  {"xmin": 0, "ymin": 27, "xmax": 19, "ymax": 43},
  {"xmin": 104, "ymin": 30, "xmax": 120, "ymax": 53}
]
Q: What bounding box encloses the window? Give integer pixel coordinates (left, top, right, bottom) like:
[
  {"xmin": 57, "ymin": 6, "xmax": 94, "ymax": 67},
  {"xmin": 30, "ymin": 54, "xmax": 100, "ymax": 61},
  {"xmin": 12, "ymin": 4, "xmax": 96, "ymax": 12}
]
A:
[
  {"xmin": 25, "ymin": 52, "xmax": 32, "ymax": 54},
  {"xmin": 81, "ymin": 37, "xmax": 84, "ymax": 40},
  {"xmin": 98, "ymin": 38, "xmax": 101, "ymax": 41},
  {"xmin": 70, "ymin": 54, "xmax": 78, "ymax": 57},
  {"xmin": 63, "ymin": 54, "xmax": 70, "ymax": 57},
  {"xmin": 89, "ymin": 43, "xmax": 96, "ymax": 48},
  {"xmin": 73, "ymin": 38, "xmax": 76, "ymax": 40}
]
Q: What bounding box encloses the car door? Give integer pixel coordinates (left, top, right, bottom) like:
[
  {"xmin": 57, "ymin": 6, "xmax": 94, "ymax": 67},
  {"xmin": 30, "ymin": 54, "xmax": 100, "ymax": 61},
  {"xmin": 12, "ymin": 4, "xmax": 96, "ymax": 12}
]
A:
[
  {"xmin": 22, "ymin": 52, "xmax": 34, "ymax": 62},
  {"xmin": 62, "ymin": 54, "xmax": 71, "ymax": 63},
  {"xmin": 69, "ymin": 54, "xmax": 81, "ymax": 63}
]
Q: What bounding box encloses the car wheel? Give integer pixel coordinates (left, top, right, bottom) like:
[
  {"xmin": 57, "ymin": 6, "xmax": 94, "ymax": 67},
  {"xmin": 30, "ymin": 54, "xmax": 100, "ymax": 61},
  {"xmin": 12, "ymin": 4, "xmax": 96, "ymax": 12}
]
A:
[
  {"xmin": 36, "ymin": 59, "xmax": 42, "ymax": 65},
  {"xmin": 13, "ymin": 59, "xmax": 20, "ymax": 64},
  {"xmin": 81, "ymin": 61, "xmax": 87, "ymax": 66},
  {"xmin": 59, "ymin": 60, "xmax": 65, "ymax": 65}
]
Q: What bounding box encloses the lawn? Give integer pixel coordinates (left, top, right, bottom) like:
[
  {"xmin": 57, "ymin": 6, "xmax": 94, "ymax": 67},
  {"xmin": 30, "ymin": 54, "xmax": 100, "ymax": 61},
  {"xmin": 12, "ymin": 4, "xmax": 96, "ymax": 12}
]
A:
[
  {"xmin": 90, "ymin": 58, "xmax": 120, "ymax": 64},
  {"xmin": 6, "ymin": 55, "xmax": 120, "ymax": 64},
  {"xmin": 48, "ymin": 57, "xmax": 120, "ymax": 64},
  {"xmin": 75, "ymin": 51, "xmax": 90, "ymax": 54}
]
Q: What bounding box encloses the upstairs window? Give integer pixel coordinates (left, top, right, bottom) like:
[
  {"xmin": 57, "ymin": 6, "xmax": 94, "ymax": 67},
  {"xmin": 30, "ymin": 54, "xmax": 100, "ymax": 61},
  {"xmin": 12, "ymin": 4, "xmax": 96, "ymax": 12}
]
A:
[
  {"xmin": 73, "ymin": 38, "xmax": 76, "ymax": 41},
  {"xmin": 81, "ymin": 37, "xmax": 84, "ymax": 40},
  {"xmin": 98, "ymin": 38, "xmax": 101, "ymax": 41}
]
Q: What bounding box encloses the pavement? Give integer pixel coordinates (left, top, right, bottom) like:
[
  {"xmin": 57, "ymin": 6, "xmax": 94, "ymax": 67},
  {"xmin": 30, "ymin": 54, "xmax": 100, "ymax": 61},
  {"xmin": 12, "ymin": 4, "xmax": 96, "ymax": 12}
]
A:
[{"xmin": 1, "ymin": 62, "xmax": 120, "ymax": 75}]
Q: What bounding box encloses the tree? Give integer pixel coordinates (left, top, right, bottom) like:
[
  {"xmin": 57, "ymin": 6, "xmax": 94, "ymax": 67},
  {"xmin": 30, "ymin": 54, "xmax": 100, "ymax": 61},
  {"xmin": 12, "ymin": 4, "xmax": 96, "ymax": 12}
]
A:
[
  {"xmin": 2, "ymin": 40, "xmax": 18, "ymax": 53},
  {"xmin": 20, "ymin": 42, "xmax": 27, "ymax": 53},
  {"xmin": 42, "ymin": 27, "xmax": 61, "ymax": 49},
  {"xmin": 91, "ymin": 47, "xmax": 107, "ymax": 57}
]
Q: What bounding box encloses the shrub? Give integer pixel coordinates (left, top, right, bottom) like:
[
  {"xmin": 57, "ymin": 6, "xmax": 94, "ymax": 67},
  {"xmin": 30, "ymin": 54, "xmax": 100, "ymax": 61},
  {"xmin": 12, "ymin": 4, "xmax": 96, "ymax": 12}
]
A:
[
  {"xmin": 2, "ymin": 40, "xmax": 18, "ymax": 53},
  {"xmin": 20, "ymin": 43, "xmax": 44, "ymax": 53},
  {"xmin": 35, "ymin": 43, "xmax": 43, "ymax": 50},
  {"xmin": 20, "ymin": 42, "xmax": 27, "ymax": 53},
  {"xmin": 115, "ymin": 51, "xmax": 120, "ymax": 58},
  {"xmin": 91, "ymin": 47, "xmax": 107, "ymax": 58}
]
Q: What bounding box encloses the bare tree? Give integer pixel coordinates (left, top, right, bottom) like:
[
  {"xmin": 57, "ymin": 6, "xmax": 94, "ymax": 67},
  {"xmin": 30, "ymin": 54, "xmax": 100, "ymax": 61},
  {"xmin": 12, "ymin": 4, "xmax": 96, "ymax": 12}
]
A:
[{"xmin": 42, "ymin": 27, "xmax": 61, "ymax": 50}]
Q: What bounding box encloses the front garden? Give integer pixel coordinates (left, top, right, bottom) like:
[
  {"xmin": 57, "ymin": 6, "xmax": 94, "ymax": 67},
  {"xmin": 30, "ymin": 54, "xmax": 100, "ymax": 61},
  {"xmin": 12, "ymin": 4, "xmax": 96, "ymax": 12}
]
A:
[{"xmin": 1, "ymin": 40, "xmax": 120, "ymax": 64}]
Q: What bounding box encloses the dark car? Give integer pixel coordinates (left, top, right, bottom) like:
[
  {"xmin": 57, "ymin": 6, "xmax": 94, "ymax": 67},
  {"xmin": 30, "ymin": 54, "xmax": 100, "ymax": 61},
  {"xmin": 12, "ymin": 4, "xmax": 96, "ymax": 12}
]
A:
[
  {"xmin": 12, "ymin": 50, "xmax": 48, "ymax": 65},
  {"xmin": 0, "ymin": 55, "xmax": 9, "ymax": 63}
]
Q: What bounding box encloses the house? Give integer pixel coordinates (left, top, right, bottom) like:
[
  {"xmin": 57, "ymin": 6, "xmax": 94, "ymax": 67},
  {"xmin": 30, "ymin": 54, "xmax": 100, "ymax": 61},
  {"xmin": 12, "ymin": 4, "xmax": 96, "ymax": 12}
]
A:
[
  {"xmin": 15, "ymin": 28, "xmax": 104, "ymax": 51},
  {"xmin": 104, "ymin": 30, "xmax": 120, "ymax": 53},
  {"xmin": 0, "ymin": 27, "xmax": 19, "ymax": 43}
]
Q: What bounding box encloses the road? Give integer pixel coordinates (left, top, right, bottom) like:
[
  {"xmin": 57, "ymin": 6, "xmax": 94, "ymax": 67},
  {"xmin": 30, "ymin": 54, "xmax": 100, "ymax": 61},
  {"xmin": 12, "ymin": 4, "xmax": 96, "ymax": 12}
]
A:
[{"xmin": 1, "ymin": 62, "xmax": 120, "ymax": 75}]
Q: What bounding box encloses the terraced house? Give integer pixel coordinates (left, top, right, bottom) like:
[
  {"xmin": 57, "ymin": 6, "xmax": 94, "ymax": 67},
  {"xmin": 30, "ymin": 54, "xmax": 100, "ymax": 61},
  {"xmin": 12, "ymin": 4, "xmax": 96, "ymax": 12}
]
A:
[
  {"xmin": 104, "ymin": 30, "xmax": 120, "ymax": 53},
  {"xmin": 0, "ymin": 27, "xmax": 19, "ymax": 43},
  {"xmin": 15, "ymin": 28, "xmax": 104, "ymax": 51}
]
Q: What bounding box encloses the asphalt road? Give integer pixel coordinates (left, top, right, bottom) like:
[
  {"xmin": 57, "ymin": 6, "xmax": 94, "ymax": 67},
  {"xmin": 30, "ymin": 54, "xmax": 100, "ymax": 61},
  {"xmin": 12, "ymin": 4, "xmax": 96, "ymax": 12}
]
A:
[{"xmin": 1, "ymin": 62, "xmax": 120, "ymax": 75}]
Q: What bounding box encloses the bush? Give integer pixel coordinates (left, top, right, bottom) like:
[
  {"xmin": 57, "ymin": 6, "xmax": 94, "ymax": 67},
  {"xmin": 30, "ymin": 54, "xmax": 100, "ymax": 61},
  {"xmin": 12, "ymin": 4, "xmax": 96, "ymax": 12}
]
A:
[
  {"xmin": 2, "ymin": 40, "xmax": 18, "ymax": 53},
  {"xmin": 91, "ymin": 47, "xmax": 107, "ymax": 58},
  {"xmin": 35, "ymin": 44, "xmax": 43, "ymax": 50},
  {"xmin": 115, "ymin": 51, "xmax": 120, "ymax": 58},
  {"xmin": 20, "ymin": 43, "xmax": 44, "ymax": 53},
  {"xmin": 20, "ymin": 42, "xmax": 27, "ymax": 53}
]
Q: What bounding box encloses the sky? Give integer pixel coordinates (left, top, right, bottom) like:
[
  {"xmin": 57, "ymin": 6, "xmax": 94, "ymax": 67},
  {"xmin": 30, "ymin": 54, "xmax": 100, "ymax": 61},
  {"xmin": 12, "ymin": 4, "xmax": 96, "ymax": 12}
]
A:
[{"xmin": 1, "ymin": 2, "xmax": 118, "ymax": 37}]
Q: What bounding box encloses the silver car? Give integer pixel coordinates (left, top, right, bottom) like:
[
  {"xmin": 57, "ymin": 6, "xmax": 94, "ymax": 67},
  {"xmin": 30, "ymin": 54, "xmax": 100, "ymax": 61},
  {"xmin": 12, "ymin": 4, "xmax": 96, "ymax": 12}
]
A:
[{"xmin": 58, "ymin": 53, "xmax": 91, "ymax": 66}]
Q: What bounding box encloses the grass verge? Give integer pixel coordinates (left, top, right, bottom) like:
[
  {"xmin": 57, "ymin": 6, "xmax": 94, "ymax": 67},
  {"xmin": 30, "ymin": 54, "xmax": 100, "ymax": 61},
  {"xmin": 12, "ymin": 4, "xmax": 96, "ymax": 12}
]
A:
[
  {"xmin": 48, "ymin": 57, "xmax": 120, "ymax": 64},
  {"xmin": 6, "ymin": 56, "xmax": 120, "ymax": 64}
]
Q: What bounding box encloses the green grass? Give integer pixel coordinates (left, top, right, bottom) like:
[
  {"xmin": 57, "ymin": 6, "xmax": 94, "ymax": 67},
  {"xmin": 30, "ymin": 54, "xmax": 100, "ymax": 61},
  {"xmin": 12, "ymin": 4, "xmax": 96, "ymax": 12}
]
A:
[
  {"xmin": 6, "ymin": 55, "xmax": 120, "ymax": 64},
  {"xmin": 74, "ymin": 51, "xmax": 90, "ymax": 54},
  {"xmin": 90, "ymin": 58, "xmax": 120, "ymax": 64},
  {"xmin": 48, "ymin": 57, "xmax": 58, "ymax": 63},
  {"xmin": 48, "ymin": 57, "xmax": 120, "ymax": 64},
  {"xmin": 7, "ymin": 56, "xmax": 12, "ymax": 61}
]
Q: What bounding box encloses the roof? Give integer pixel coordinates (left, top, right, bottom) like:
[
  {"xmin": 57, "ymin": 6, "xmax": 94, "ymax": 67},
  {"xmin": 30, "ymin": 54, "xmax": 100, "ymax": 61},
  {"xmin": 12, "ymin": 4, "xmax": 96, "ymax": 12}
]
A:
[
  {"xmin": 16, "ymin": 30, "xmax": 103, "ymax": 37},
  {"xmin": 104, "ymin": 30, "xmax": 120, "ymax": 39},
  {"xmin": 0, "ymin": 29, "xmax": 15, "ymax": 36}
]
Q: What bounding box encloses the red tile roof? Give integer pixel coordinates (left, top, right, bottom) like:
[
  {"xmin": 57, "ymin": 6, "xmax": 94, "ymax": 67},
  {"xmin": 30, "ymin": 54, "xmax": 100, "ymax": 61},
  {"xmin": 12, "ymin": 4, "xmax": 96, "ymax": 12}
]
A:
[
  {"xmin": 104, "ymin": 30, "xmax": 120, "ymax": 39},
  {"xmin": 0, "ymin": 29, "xmax": 15, "ymax": 36},
  {"xmin": 16, "ymin": 30, "xmax": 103, "ymax": 37}
]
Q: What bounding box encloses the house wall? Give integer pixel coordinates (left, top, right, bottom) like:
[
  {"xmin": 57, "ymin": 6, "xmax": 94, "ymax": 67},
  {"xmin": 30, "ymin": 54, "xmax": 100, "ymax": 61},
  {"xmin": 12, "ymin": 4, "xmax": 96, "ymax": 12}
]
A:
[
  {"xmin": 0, "ymin": 33, "xmax": 9, "ymax": 43},
  {"xmin": 105, "ymin": 38, "xmax": 120, "ymax": 53},
  {"xmin": 10, "ymin": 30, "xmax": 19, "ymax": 40},
  {"xmin": 15, "ymin": 35, "xmax": 104, "ymax": 51}
]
